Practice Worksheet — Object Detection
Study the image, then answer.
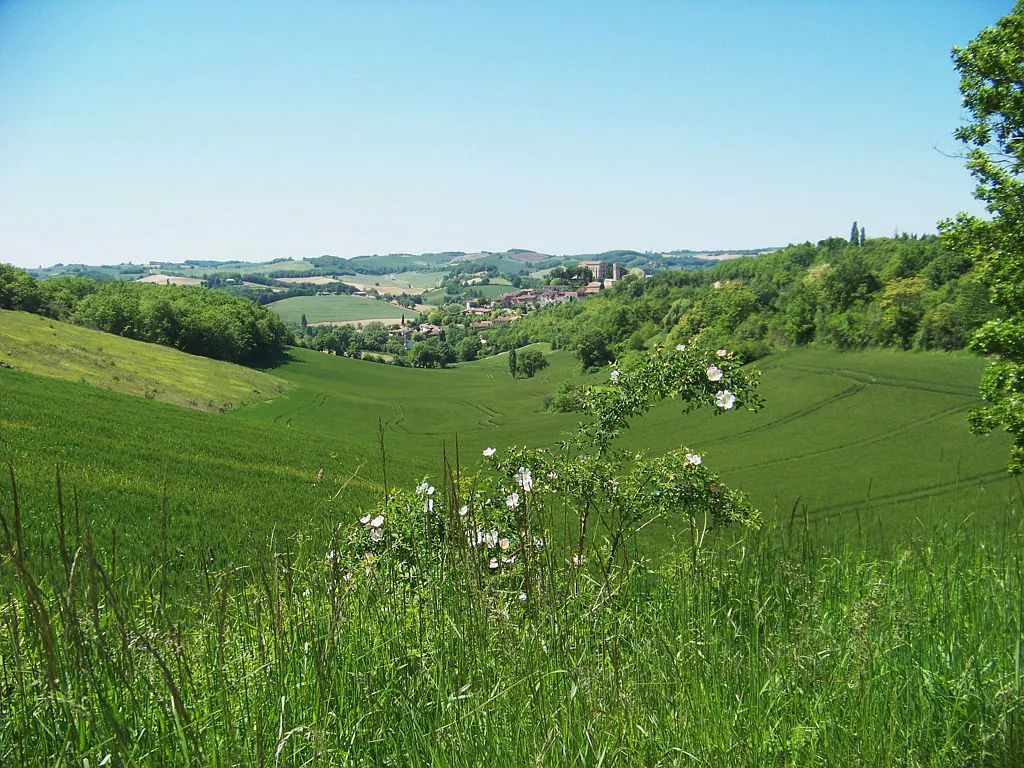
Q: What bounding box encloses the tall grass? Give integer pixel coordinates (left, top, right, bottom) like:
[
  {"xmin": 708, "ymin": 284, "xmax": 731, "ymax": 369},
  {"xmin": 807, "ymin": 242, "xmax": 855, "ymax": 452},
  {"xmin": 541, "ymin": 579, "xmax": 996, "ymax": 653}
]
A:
[{"xmin": 1, "ymin": 471, "xmax": 1020, "ymax": 766}]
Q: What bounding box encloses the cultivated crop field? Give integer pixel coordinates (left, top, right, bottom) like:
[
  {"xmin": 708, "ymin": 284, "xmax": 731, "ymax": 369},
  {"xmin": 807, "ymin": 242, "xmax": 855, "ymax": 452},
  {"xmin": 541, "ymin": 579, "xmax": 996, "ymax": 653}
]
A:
[
  {"xmin": 232, "ymin": 344, "xmax": 583, "ymax": 455},
  {"xmin": 274, "ymin": 275, "xmax": 340, "ymax": 285},
  {"xmin": 235, "ymin": 345, "xmax": 1017, "ymax": 539},
  {"xmin": 422, "ymin": 283, "xmax": 511, "ymax": 305},
  {"xmin": 340, "ymin": 270, "xmax": 444, "ymax": 295},
  {"xmin": 267, "ymin": 294, "xmax": 413, "ymax": 324},
  {"xmin": 1, "ymin": 331, "xmax": 1015, "ymax": 565},
  {"xmin": 0, "ymin": 366, "xmax": 382, "ymax": 576},
  {"xmin": 621, "ymin": 347, "xmax": 1018, "ymax": 537}
]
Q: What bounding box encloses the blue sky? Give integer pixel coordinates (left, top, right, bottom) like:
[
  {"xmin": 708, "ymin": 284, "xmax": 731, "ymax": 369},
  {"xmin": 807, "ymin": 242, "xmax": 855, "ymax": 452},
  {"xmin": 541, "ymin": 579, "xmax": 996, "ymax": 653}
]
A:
[{"xmin": 0, "ymin": 1, "xmax": 1010, "ymax": 268}]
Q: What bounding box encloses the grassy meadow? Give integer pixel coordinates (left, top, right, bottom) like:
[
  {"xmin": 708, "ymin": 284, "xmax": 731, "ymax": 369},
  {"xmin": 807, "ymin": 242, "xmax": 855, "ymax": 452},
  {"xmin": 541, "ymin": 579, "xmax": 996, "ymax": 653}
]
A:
[
  {"xmin": 1, "ymin": 335, "xmax": 1016, "ymax": 565},
  {"xmin": 236, "ymin": 345, "xmax": 1018, "ymax": 540},
  {"xmin": 0, "ymin": 310, "xmax": 288, "ymax": 409},
  {"xmin": 1, "ymin": 331, "xmax": 1022, "ymax": 765},
  {"xmin": 267, "ymin": 294, "xmax": 412, "ymax": 324},
  {"xmin": 0, "ymin": 367, "xmax": 383, "ymax": 578},
  {"xmin": 622, "ymin": 347, "xmax": 1019, "ymax": 538}
]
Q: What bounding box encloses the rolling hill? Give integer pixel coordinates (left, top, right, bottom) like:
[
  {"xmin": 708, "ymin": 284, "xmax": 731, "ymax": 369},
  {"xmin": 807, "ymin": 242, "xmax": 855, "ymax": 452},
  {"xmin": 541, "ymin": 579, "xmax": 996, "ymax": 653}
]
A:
[
  {"xmin": 1, "ymin": 319, "xmax": 1015, "ymax": 568},
  {"xmin": 0, "ymin": 309, "xmax": 288, "ymax": 409}
]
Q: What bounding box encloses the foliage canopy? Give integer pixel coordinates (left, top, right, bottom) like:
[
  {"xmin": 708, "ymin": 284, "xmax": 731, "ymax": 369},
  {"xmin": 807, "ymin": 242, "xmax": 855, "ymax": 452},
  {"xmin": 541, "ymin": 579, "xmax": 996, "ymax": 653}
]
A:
[{"xmin": 943, "ymin": 1, "xmax": 1024, "ymax": 471}]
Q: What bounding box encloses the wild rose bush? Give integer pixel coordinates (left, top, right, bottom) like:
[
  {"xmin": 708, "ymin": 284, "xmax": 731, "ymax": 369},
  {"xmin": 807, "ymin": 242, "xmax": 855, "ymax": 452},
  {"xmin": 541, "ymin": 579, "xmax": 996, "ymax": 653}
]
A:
[{"xmin": 332, "ymin": 342, "xmax": 763, "ymax": 603}]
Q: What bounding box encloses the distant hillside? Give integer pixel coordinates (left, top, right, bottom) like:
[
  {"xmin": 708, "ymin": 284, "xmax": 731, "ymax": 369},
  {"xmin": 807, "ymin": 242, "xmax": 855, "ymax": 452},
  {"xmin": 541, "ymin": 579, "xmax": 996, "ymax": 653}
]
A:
[{"xmin": 26, "ymin": 245, "xmax": 779, "ymax": 283}]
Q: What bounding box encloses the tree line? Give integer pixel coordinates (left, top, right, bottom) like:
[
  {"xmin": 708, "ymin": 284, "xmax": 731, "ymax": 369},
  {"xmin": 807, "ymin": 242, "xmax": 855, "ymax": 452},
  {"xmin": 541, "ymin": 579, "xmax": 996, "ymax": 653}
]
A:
[{"xmin": 0, "ymin": 264, "xmax": 289, "ymax": 365}]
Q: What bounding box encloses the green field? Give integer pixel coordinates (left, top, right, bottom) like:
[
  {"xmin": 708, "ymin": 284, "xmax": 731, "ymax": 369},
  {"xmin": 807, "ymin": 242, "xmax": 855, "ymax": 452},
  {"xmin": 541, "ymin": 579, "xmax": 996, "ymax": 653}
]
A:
[
  {"xmin": 267, "ymin": 294, "xmax": 412, "ymax": 324},
  {"xmin": 469, "ymin": 283, "xmax": 512, "ymax": 300},
  {"xmin": 421, "ymin": 287, "xmax": 446, "ymax": 305},
  {"xmin": 344, "ymin": 253, "xmax": 456, "ymax": 271},
  {"xmin": 2, "ymin": 337, "xmax": 1016, "ymax": 566},
  {"xmin": 0, "ymin": 310, "xmax": 287, "ymax": 409},
  {"xmin": 0, "ymin": 365, "xmax": 382, "ymax": 574},
  {"xmin": 374, "ymin": 270, "xmax": 445, "ymax": 290},
  {"xmin": 232, "ymin": 345, "xmax": 1016, "ymax": 539},
  {"xmin": 422, "ymin": 283, "xmax": 512, "ymax": 305},
  {"xmin": 2, "ymin": 334, "xmax": 1022, "ymax": 764},
  {"xmin": 622, "ymin": 348, "xmax": 1017, "ymax": 536},
  {"xmin": 233, "ymin": 344, "xmax": 583, "ymax": 455},
  {"xmin": 338, "ymin": 270, "xmax": 444, "ymax": 296}
]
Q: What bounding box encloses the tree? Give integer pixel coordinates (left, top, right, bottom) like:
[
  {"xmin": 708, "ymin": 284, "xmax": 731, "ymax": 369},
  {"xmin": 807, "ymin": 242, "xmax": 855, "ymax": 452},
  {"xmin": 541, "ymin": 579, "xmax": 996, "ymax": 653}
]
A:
[
  {"xmin": 515, "ymin": 348, "xmax": 549, "ymax": 378},
  {"xmin": 859, "ymin": 226, "xmax": 866, "ymax": 247},
  {"xmin": 507, "ymin": 347, "xmax": 518, "ymax": 378},
  {"xmin": 436, "ymin": 340, "xmax": 457, "ymax": 367},
  {"xmin": 455, "ymin": 336, "xmax": 482, "ymax": 362},
  {"xmin": 942, "ymin": 1, "xmax": 1024, "ymax": 471},
  {"xmin": 574, "ymin": 328, "xmax": 613, "ymax": 372},
  {"xmin": 410, "ymin": 342, "xmax": 439, "ymax": 368},
  {"xmin": 0, "ymin": 263, "xmax": 43, "ymax": 313},
  {"xmin": 876, "ymin": 276, "xmax": 927, "ymax": 349},
  {"xmin": 850, "ymin": 221, "xmax": 859, "ymax": 245},
  {"xmin": 359, "ymin": 321, "xmax": 389, "ymax": 352}
]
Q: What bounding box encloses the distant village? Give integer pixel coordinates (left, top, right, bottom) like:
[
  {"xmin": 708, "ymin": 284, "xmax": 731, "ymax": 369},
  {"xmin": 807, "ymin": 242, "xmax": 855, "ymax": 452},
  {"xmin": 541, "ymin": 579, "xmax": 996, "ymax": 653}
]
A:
[{"xmin": 411, "ymin": 261, "xmax": 638, "ymax": 340}]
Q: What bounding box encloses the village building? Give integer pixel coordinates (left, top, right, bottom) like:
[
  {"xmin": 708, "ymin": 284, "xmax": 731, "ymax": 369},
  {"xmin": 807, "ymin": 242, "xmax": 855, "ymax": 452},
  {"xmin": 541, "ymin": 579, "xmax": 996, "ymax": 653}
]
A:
[
  {"xmin": 490, "ymin": 313, "xmax": 522, "ymax": 324},
  {"xmin": 496, "ymin": 286, "xmax": 580, "ymax": 309},
  {"xmin": 577, "ymin": 261, "xmax": 624, "ymax": 283},
  {"xmin": 579, "ymin": 261, "xmax": 603, "ymax": 281}
]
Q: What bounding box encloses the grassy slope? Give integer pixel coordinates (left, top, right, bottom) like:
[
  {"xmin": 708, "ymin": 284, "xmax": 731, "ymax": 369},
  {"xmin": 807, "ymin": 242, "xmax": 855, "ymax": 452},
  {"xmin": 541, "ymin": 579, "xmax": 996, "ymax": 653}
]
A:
[
  {"xmin": 1, "ymin": 340, "xmax": 1016, "ymax": 568},
  {"xmin": 267, "ymin": 294, "xmax": 411, "ymax": 324},
  {"xmin": 371, "ymin": 270, "xmax": 445, "ymax": 290},
  {"xmin": 620, "ymin": 347, "xmax": 1016, "ymax": 536},
  {"xmin": 0, "ymin": 309, "xmax": 288, "ymax": 409},
  {"xmin": 472, "ymin": 284, "xmax": 513, "ymax": 299},
  {"xmin": 232, "ymin": 345, "xmax": 581, "ymax": 456},
  {"xmin": 239, "ymin": 345, "xmax": 1016, "ymax": 536},
  {"xmin": 0, "ymin": 367, "xmax": 381, "ymax": 572}
]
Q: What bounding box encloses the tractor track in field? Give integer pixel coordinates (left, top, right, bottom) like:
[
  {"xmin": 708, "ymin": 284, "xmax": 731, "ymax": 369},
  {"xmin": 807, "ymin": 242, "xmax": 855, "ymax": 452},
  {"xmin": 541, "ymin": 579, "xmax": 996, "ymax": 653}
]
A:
[
  {"xmin": 723, "ymin": 402, "xmax": 970, "ymax": 473},
  {"xmin": 381, "ymin": 400, "xmax": 504, "ymax": 437},
  {"xmin": 271, "ymin": 390, "xmax": 333, "ymax": 427},
  {"xmin": 803, "ymin": 467, "xmax": 1015, "ymax": 520},
  {"xmin": 696, "ymin": 379, "xmax": 867, "ymax": 447},
  {"xmin": 697, "ymin": 364, "xmax": 972, "ymax": 450},
  {"xmin": 381, "ymin": 403, "xmax": 407, "ymax": 432},
  {"xmin": 760, "ymin": 362, "xmax": 977, "ymax": 397},
  {"xmin": 452, "ymin": 400, "xmax": 503, "ymax": 429}
]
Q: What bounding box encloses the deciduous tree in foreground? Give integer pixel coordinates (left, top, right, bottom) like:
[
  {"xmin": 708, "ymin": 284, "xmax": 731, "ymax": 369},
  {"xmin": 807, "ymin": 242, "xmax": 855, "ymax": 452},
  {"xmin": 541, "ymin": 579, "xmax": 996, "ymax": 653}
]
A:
[{"xmin": 943, "ymin": 1, "xmax": 1024, "ymax": 472}]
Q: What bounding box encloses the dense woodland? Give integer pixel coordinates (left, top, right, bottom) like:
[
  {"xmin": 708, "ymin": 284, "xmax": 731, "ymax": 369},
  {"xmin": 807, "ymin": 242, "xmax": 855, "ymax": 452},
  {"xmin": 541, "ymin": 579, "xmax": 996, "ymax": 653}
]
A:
[
  {"xmin": 0, "ymin": 264, "xmax": 289, "ymax": 364},
  {"xmin": 483, "ymin": 233, "xmax": 991, "ymax": 369}
]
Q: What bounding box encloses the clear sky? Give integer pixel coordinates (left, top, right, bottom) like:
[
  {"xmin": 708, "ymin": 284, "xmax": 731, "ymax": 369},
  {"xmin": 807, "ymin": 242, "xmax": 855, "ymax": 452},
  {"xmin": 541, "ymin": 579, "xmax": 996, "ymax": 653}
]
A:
[{"xmin": 0, "ymin": 1, "xmax": 1011, "ymax": 268}]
